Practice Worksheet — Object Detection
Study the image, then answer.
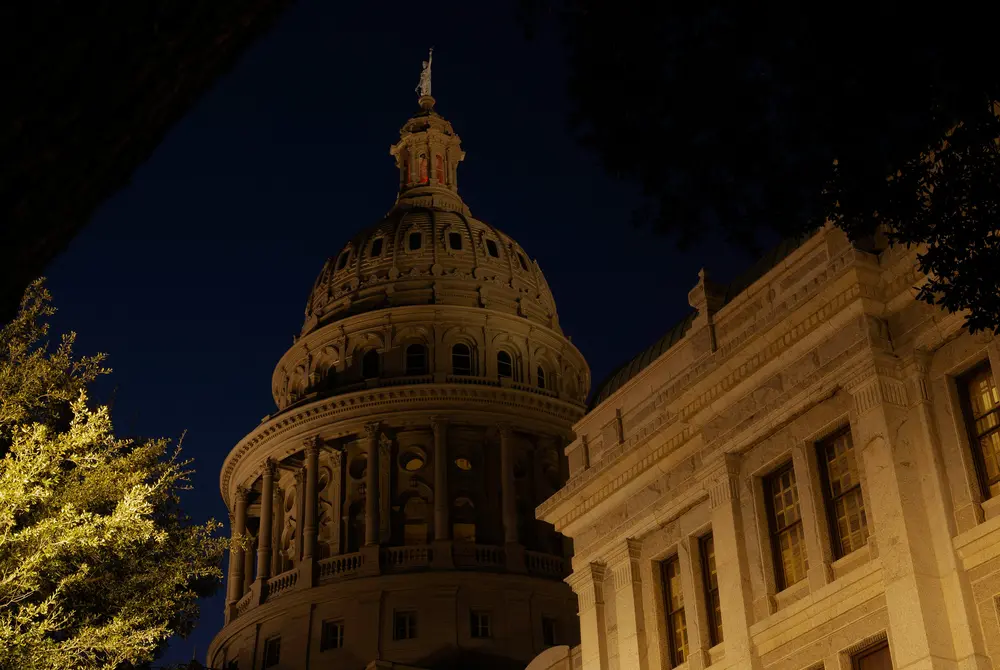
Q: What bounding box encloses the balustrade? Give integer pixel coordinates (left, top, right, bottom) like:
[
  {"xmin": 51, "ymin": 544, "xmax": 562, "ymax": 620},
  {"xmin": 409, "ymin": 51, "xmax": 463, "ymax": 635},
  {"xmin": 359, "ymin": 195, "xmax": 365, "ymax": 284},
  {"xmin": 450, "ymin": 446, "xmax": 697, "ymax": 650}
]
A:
[
  {"xmin": 317, "ymin": 551, "xmax": 365, "ymax": 581},
  {"xmin": 382, "ymin": 545, "xmax": 433, "ymax": 570},
  {"xmin": 234, "ymin": 591, "xmax": 253, "ymax": 619},
  {"xmin": 525, "ymin": 550, "xmax": 566, "ymax": 577},
  {"xmin": 264, "ymin": 568, "xmax": 298, "ymax": 601}
]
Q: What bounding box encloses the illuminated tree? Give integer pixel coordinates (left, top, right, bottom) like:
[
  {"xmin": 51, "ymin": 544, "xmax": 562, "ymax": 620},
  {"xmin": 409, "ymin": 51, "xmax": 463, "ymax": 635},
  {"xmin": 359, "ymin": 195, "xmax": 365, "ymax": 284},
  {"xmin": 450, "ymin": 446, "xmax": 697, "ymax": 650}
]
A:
[{"xmin": 0, "ymin": 281, "xmax": 227, "ymax": 669}]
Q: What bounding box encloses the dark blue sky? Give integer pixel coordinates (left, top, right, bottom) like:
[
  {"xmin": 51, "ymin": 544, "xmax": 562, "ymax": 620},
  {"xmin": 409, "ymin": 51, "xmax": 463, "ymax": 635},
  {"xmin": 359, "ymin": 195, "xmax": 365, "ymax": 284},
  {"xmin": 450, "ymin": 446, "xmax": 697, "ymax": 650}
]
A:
[{"xmin": 44, "ymin": 1, "xmax": 750, "ymax": 663}]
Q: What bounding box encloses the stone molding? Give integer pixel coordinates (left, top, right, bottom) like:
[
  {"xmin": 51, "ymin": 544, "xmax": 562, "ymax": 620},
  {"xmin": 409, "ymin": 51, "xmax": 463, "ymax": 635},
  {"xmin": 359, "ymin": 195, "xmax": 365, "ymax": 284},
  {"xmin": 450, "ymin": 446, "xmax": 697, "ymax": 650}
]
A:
[
  {"xmin": 839, "ymin": 630, "xmax": 887, "ymax": 657},
  {"xmin": 607, "ymin": 539, "xmax": 643, "ymax": 592},
  {"xmin": 567, "ymin": 562, "xmax": 606, "ymax": 612}
]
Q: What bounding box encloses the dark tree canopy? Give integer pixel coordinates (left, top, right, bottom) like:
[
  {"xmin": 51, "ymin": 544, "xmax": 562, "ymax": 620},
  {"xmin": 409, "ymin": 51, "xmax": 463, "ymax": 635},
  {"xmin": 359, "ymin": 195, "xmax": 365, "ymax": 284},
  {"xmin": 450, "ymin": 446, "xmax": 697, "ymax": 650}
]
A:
[{"xmin": 526, "ymin": 1, "xmax": 1000, "ymax": 332}]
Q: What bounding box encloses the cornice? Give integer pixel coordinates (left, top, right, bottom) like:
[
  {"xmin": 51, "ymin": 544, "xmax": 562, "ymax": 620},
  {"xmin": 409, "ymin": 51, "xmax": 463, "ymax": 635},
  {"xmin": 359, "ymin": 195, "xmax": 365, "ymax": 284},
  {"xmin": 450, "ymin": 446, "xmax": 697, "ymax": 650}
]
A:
[{"xmin": 220, "ymin": 382, "xmax": 584, "ymax": 505}]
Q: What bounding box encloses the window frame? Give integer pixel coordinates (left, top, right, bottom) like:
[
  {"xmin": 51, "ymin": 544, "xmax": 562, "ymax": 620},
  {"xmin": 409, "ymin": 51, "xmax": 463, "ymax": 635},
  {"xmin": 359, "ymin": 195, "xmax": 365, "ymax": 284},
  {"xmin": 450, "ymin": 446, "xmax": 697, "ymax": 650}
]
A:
[
  {"xmin": 470, "ymin": 610, "xmax": 492, "ymax": 639},
  {"xmin": 486, "ymin": 239, "xmax": 500, "ymax": 258},
  {"xmin": 816, "ymin": 427, "xmax": 869, "ymax": 558},
  {"xmin": 497, "ymin": 350, "xmax": 514, "ymax": 379},
  {"xmin": 958, "ymin": 362, "xmax": 1000, "ymax": 500},
  {"xmin": 361, "ymin": 349, "xmax": 381, "ymax": 379},
  {"xmin": 660, "ymin": 555, "xmax": 688, "ymax": 668},
  {"xmin": 369, "ymin": 237, "xmax": 384, "ymax": 258},
  {"xmin": 320, "ymin": 619, "xmax": 345, "ymax": 651},
  {"xmin": 764, "ymin": 461, "xmax": 808, "ymax": 591},
  {"xmin": 700, "ymin": 534, "xmax": 723, "ymax": 647},
  {"xmin": 537, "ymin": 365, "xmax": 547, "ymax": 389},
  {"xmin": 408, "ymin": 231, "xmax": 422, "ymax": 251},
  {"xmin": 448, "ymin": 231, "xmax": 463, "ymax": 250},
  {"xmin": 451, "ymin": 343, "xmax": 473, "ymax": 376},
  {"xmin": 851, "ymin": 639, "xmax": 892, "ymax": 669},
  {"xmin": 393, "ymin": 610, "xmax": 417, "ymax": 641},
  {"xmin": 262, "ymin": 635, "xmax": 281, "ymax": 668},
  {"xmin": 405, "ymin": 343, "xmax": 428, "ymax": 375},
  {"xmin": 541, "ymin": 616, "xmax": 558, "ymax": 647}
]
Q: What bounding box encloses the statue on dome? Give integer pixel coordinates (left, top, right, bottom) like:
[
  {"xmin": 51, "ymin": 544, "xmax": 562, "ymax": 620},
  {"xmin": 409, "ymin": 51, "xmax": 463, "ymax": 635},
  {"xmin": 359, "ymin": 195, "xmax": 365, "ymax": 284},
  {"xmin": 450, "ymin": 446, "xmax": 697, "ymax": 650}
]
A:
[{"xmin": 416, "ymin": 48, "xmax": 433, "ymax": 98}]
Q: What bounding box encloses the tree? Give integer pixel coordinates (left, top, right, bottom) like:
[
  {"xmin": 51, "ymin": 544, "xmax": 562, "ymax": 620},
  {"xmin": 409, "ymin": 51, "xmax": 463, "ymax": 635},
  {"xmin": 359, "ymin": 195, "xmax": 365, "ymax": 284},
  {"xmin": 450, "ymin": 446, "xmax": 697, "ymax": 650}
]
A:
[
  {"xmin": 0, "ymin": 281, "xmax": 227, "ymax": 670},
  {"xmin": 524, "ymin": 1, "xmax": 1000, "ymax": 331}
]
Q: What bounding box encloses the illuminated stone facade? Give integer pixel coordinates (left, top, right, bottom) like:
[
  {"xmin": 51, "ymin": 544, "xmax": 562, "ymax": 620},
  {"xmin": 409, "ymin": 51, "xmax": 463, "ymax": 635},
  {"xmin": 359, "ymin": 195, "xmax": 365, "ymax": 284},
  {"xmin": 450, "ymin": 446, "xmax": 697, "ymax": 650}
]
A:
[
  {"xmin": 537, "ymin": 226, "xmax": 1000, "ymax": 670},
  {"xmin": 206, "ymin": 93, "xmax": 588, "ymax": 670}
]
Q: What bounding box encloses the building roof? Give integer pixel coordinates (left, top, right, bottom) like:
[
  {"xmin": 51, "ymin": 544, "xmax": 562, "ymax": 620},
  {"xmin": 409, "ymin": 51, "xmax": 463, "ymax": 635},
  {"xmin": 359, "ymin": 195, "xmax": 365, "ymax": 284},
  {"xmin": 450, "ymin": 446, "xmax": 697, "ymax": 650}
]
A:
[{"xmin": 589, "ymin": 229, "xmax": 817, "ymax": 408}]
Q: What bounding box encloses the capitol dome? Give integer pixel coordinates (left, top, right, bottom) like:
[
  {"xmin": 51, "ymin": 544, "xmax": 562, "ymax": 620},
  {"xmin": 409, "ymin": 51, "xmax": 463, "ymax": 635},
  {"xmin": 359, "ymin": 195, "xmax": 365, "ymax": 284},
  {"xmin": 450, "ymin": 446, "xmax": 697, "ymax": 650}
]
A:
[{"xmin": 302, "ymin": 99, "xmax": 560, "ymax": 337}]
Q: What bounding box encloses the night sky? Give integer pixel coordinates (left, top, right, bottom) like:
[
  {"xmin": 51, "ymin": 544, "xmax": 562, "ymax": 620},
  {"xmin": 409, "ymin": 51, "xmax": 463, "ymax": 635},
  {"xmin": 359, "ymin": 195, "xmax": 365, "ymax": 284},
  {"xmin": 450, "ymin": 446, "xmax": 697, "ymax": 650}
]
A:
[{"xmin": 43, "ymin": 1, "xmax": 751, "ymax": 664}]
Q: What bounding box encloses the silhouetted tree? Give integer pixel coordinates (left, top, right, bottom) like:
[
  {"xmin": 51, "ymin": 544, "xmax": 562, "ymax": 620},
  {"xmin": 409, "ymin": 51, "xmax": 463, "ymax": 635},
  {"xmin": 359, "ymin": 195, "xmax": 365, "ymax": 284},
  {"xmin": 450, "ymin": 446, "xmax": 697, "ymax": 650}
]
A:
[
  {"xmin": 523, "ymin": 1, "xmax": 1000, "ymax": 331},
  {"xmin": 0, "ymin": 282, "xmax": 228, "ymax": 669}
]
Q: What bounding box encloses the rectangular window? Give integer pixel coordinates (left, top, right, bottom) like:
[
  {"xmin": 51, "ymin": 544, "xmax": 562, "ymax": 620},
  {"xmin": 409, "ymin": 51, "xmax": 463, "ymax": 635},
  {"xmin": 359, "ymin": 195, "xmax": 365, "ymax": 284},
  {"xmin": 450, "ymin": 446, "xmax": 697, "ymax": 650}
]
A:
[
  {"xmin": 541, "ymin": 616, "xmax": 558, "ymax": 647},
  {"xmin": 660, "ymin": 556, "xmax": 688, "ymax": 667},
  {"xmin": 960, "ymin": 364, "xmax": 1000, "ymax": 499},
  {"xmin": 701, "ymin": 534, "xmax": 723, "ymax": 646},
  {"xmin": 262, "ymin": 636, "xmax": 280, "ymax": 668},
  {"xmin": 852, "ymin": 639, "xmax": 892, "ymax": 670},
  {"xmin": 765, "ymin": 462, "xmax": 809, "ymax": 590},
  {"xmin": 818, "ymin": 429, "xmax": 869, "ymax": 557},
  {"xmin": 320, "ymin": 619, "xmax": 344, "ymax": 651},
  {"xmin": 470, "ymin": 610, "xmax": 492, "ymax": 639},
  {"xmin": 394, "ymin": 611, "xmax": 417, "ymax": 641}
]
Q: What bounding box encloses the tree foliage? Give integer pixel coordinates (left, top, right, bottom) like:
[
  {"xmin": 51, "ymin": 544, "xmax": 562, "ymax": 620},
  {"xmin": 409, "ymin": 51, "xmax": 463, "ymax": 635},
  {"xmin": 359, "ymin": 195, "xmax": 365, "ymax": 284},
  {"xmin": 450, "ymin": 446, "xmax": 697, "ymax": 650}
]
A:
[
  {"xmin": 0, "ymin": 281, "xmax": 227, "ymax": 670},
  {"xmin": 524, "ymin": 1, "xmax": 1000, "ymax": 331}
]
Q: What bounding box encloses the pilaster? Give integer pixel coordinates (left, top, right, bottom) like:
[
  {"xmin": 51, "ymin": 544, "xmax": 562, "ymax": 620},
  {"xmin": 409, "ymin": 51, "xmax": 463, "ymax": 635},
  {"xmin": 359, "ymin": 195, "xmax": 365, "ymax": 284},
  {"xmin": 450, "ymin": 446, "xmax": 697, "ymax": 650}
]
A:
[
  {"xmin": 379, "ymin": 432, "xmax": 392, "ymax": 544},
  {"xmin": 256, "ymin": 459, "xmax": 275, "ymax": 586},
  {"xmin": 568, "ymin": 563, "xmax": 609, "ymax": 670},
  {"xmin": 364, "ymin": 422, "xmax": 380, "ymax": 546},
  {"xmin": 300, "ymin": 437, "xmax": 321, "ymax": 589},
  {"xmin": 608, "ymin": 539, "xmax": 648, "ymax": 670}
]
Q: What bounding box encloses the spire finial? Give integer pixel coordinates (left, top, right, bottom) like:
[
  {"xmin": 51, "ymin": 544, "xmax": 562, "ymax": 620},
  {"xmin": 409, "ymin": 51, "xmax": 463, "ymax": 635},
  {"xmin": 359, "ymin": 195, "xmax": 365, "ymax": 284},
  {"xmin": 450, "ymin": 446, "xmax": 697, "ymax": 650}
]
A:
[{"xmin": 416, "ymin": 48, "xmax": 434, "ymax": 108}]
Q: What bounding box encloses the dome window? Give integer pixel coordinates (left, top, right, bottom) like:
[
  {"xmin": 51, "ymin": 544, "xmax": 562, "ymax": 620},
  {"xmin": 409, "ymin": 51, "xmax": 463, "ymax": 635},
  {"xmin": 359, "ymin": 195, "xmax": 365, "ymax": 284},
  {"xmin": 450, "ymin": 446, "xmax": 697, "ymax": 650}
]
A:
[
  {"xmin": 435, "ymin": 155, "xmax": 445, "ymax": 185},
  {"xmin": 336, "ymin": 250, "xmax": 351, "ymax": 271},
  {"xmin": 517, "ymin": 252, "xmax": 529, "ymax": 271},
  {"xmin": 455, "ymin": 457, "xmax": 473, "ymax": 471},
  {"xmin": 448, "ymin": 231, "xmax": 462, "ymax": 251},
  {"xmin": 408, "ymin": 232, "xmax": 422, "ymax": 251},
  {"xmin": 486, "ymin": 239, "xmax": 500, "ymax": 258},
  {"xmin": 370, "ymin": 238, "xmax": 384, "ymax": 258},
  {"xmin": 452, "ymin": 496, "xmax": 476, "ymax": 543},
  {"xmin": 349, "ymin": 454, "xmax": 368, "ymax": 480},
  {"xmin": 362, "ymin": 349, "xmax": 381, "ymax": 379},
  {"xmin": 418, "ymin": 154, "xmax": 429, "ymax": 184},
  {"xmin": 403, "ymin": 496, "xmax": 429, "ymax": 545},
  {"xmin": 537, "ymin": 366, "xmax": 547, "ymax": 390},
  {"xmin": 405, "ymin": 344, "xmax": 428, "ymax": 375},
  {"xmin": 399, "ymin": 448, "xmax": 427, "ymax": 472},
  {"xmin": 451, "ymin": 343, "xmax": 473, "ymax": 376},
  {"xmin": 497, "ymin": 351, "xmax": 513, "ymax": 379}
]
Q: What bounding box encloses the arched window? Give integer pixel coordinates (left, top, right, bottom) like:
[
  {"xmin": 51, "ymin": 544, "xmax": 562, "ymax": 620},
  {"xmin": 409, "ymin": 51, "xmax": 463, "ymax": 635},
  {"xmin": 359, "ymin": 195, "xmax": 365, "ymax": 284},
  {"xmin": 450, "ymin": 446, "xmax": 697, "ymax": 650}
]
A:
[
  {"xmin": 336, "ymin": 250, "xmax": 350, "ymax": 271},
  {"xmin": 537, "ymin": 366, "xmax": 547, "ymax": 389},
  {"xmin": 408, "ymin": 231, "xmax": 422, "ymax": 251},
  {"xmin": 448, "ymin": 231, "xmax": 462, "ymax": 250},
  {"xmin": 403, "ymin": 496, "xmax": 429, "ymax": 546},
  {"xmin": 497, "ymin": 351, "xmax": 513, "ymax": 379},
  {"xmin": 370, "ymin": 238, "xmax": 384, "ymax": 258},
  {"xmin": 517, "ymin": 252, "xmax": 529, "ymax": 271},
  {"xmin": 362, "ymin": 349, "xmax": 380, "ymax": 379},
  {"xmin": 418, "ymin": 154, "xmax": 428, "ymax": 183},
  {"xmin": 405, "ymin": 344, "xmax": 428, "ymax": 375},
  {"xmin": 486, "ymin": 239, "xmax": 500, "ymax": 258},
  {"xmin": 435, "ymin": 155, "xmax": 445, "ymax": 185},
  {"xmin": 452, "ymin": 496, "xmax": 476, "ymax": 543},
  {"xmin": 452, "ymin": 343, "xmax": 473, "ymax": 376}
]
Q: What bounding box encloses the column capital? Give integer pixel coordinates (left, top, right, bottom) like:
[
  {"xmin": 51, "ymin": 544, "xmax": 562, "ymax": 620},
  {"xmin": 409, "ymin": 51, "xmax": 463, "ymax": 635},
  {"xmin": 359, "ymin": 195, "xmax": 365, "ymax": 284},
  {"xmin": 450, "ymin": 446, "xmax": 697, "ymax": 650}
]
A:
[
  {"xmin": 431, "ymin": 415, "xmax": 449, "ymax": 431},
  {"xmin": 497, "ymin": 422, "xmax": 512, "ymax": 438},
  {"xmin": 302, "ymin": 435, "xmax": 323, "ymax": 454},
  {"xmin": 261, "ymin": 458, "xmax": 277, "ymax": 478},
  {"xmin": 235, "ymin": 485, "xmax": 250, "ymax": 504},
  {"xmin": 843, "ymin": 355, "xmax": 908, "ymax": 415},
  {"xmin": 567, "ymin": 562, "xmax": 607, "ymax": 610},
  {"xmin": 364, "ymin": 421, "xmax": 382, "ymax": 438},
  {"xmin": 704, "ymin": 452, "xmax": 742, "ymax": 509},
  {"xmin": 329, "ymin": 447, "xmax": 344, "ymax": 469},
  {"xmin": 607, "ymin": 539, "xmax": 643, "ymax": 590}
]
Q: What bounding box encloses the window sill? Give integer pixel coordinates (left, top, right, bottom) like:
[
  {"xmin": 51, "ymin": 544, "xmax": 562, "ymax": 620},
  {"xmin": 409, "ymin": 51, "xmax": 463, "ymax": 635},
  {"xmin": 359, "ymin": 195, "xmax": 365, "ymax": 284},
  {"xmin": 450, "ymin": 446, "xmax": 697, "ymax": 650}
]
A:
[
  {"xmin": 773, "ymin": 577, "xmax": 810, "ymax": 610},
  {"xmin": 831, "ymin": 543, "xmax": 871, "ymax": 582},
  {"xmin": 981, "ymin": 494, "xmax": 1000, "ymax": 522},
  {"xmin": 706, "ymin": 642, "xmax": 726, "ymax": 667}
]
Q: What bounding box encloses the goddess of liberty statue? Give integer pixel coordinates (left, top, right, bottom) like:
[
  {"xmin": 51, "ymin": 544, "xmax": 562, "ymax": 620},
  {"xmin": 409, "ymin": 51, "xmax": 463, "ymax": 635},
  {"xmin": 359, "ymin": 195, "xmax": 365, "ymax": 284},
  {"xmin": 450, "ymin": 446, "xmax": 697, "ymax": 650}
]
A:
[{"xmin": 416, "ymin": 48, "xmax": 433, "ymax": 98}]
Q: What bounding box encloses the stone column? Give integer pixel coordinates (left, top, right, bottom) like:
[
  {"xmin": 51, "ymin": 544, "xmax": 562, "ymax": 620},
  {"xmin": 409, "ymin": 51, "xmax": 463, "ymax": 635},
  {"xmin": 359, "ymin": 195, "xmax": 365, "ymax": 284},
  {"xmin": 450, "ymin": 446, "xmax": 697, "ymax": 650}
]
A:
[
  {"xmin": 677, "ymin": 535, "xmax": 709, "ymax": 670},
  {"xmin": 329, "ymin": 447, "xmax": 344, "ymax": 555},
  {"xmin": 270, "ymin": 484, "xmax": 283, "ymax": 577},
  {"xmin": 568, "ymin": 563, "xmax": 609, "ymax": 670},
  {"xmin": 364, "ymin": 422, "xmax": 380, "ymax": 546},
  {"xmin": 609, "ymin": 539, "xmax": 648, "ymax": 670},
  {"xmin": 500, "ymin": 424, "xmax": 518, "ymax": 544},
  {"xmin": 302, "ymin": 439, "xmax": 320, "ymax": 560},
  {"xmin": 846, "ymin": 346, "xmax": 960, "ymax": 670},
  {"xmin": 227, "ymin": 486, "xmax": 249, "ymax": 605},
  {"xmin": 432, "ymin": 416, "xmax": 449, "ymax": 540},
  {"xmin": 379, "ymin": 433, "xmax": 392, "ymax": 543},
  {"xmin": 242, "ymin": 528, "xmax": 254, "ymax": 594},
  {"xmin": 294, "ymin": 469, "xmax": 305, "ymax": 562},
  {"xmin": 706, "ymin": 454, "xmax": 761, "ymax": 669},
  {"xmin": 256, "ymin": 460, "xmax": 275, "ymax": 582}
]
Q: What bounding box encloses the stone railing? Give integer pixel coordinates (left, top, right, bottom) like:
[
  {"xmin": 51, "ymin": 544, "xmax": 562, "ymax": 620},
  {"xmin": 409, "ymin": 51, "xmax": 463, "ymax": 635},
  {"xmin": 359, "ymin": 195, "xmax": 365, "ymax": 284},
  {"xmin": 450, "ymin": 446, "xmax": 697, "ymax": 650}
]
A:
[
  {"xmin": 446, "ymin": 375, "xmax": 501, "ymax": 387},
  {"xmin": 380, "ymin": 374, "xmax": 434, "ymax": 387},
  {"xmin": 382, "ymin": 545, "xmax": 433, "ymax": 570},
  {"xmin": 234, "ymin": 590, "xmax": 254, "ymax": 619},
  {"xmin": 507, "ymin": 380, "xmax": 558, "ymax": 398},
  {"xmin": 318, "ymin": 551, "xmax": 365, "ymax": 582},
  {"xmin": 526, "ymin": 550, "xmax": 566, "ymax": 578},
  {"xmin": 451, "ymin": 543, "xmax": 506, "ymax": 569},
  {"xmin": 265, "ymin": 568, "xmax": 298, "ymax": 601}
]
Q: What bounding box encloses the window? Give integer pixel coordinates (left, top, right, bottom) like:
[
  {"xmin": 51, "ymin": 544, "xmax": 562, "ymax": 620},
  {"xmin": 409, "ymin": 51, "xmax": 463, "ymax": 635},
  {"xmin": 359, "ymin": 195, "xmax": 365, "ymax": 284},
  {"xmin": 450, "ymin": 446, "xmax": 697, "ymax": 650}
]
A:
[
  {"xmin": 470, "ymin": 610, "xmax": 492, "ymax": 639},
  {"xmin": 394, "ymin": 611, "xmax": 417, "ymax": 640},
  {"xmin": 960, "ymin": 364, "xmax": 1000, "ymax": 498},
  {"xmin": 336, "ymin": 250, "xmax": 350, "ymax": 270},
  {"xmin": 537, "ymin": 366, "xmax": 547, "ymax": 389},
  {"xmin": 486, "ymin": 239, "xmax": 500, "ymax": 257},
  {"xmin": 435, "ymin": 155, "xmax": 445, "ymax": 184},
  {"xmin": 453, "ymin": 496, "xmax": 476, "ymax": 542},
  {"xmin": 321, "ymin": 619, "xmax": 345, "ymax": 651},
  {"xmin": 541, "ymin": 616, "xmax": 557, "ymax": 647},
  {"xmin": 405, "ymin": 344, "xmax": 427, "ymax": 375},
  {"xmin": 418, "ymin": 155, "xmax": 428, "ymax": 183},
  {"xmin": 661, "ymin": 556, "xmax": 688, "ymax": 667},
  {"xmin": 449, "ymin": 231, "xmax": 462, "ymax": 250},
  {"xmin": 452, "ymin": 343, "xmax": 473, "ymax": 375},
  {"xmin": 852, "ymin": 640, "xmax": 892, "ymax": 670},
  {"xmin": 262, "ymin": 636, "xmax": 280, "ymax": 668},
  {"xmin": 399, "ymin": 450, "xmax": 426, "ymax": 472},
  {"xmin": 361, "ymin": 349, "xmax": 380, "ymax": 379},
  {"xmin": 701, "ymin": 534, "xmax": 723, "ymax": 646},
  {"xmin": 517, "ymin": 252, "xmax": 529, "ymax": 271},
  {"xmin": 497, "ymin": 351, "xmax": 513, "ymax": 378},
  {"xmin": 818, "ymin": 429, "xmax": 868, "ymax": 557},
  {"xmin": 408, "ymin": 231, "xmax": 422, "ymax": 251},
  {"xmin": 765, "ymin": 463, "xmax": 808, "ymax": 590},
  {"xmin": 403, "ymin": 497, "xmax": 429, "ymax": 545},
  {"xmin": 454, "ymin": 457, "xmax": 473, "ymax": 471},
  {"xmin": 370, "ymin": 238, "xmax": 384, "ymax": 258}
]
